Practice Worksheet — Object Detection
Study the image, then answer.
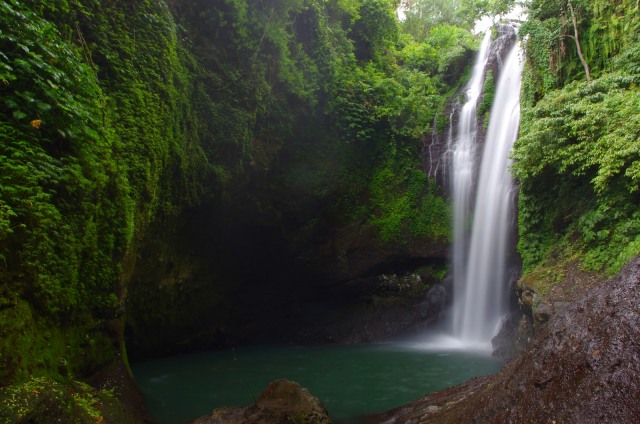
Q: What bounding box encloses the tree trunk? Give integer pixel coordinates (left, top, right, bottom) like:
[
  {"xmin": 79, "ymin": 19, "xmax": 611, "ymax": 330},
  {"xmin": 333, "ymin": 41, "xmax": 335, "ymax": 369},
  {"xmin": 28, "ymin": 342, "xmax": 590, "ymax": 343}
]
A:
[{"xmin": 568, "ymin": 1, "xmax": 591, "ymax": 82}]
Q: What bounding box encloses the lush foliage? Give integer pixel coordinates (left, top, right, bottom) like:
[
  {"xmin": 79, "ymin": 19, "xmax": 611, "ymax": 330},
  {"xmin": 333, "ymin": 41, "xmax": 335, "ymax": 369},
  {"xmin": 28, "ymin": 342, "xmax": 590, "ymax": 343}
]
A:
[
  {"xmin": 514, "ymin": 73, "xmax": 640, "ymax": 274},
  {"xmin": 0, "ymin": 0, "xmax": 482, "ymax": 401},
  {"xmin": 170, "ymin": 0, "xmax": 467, "ymax": 245},
  {"xmin": 325, "ymin": 14, "xmax": 478, "ymax": 242},
  {"xmin": 369, "ymin": 146, "xmax": 451, "ymax": 241},
  {"xmin": 516, "ymin": 0, "xmax": 640, "ymax": 275},
  {"xmin": 0, "ymin": 0, "xmax": 130, "ymax": 384},
  {"xmin": 520, "ymin": 0, "xmax": 640, "ymax": 96},
  {"xmin": 0, "ymin": 0, "xmax": 213, "ymax": 384},
  {"xmin": 400, "ymin": 0, "xmax": 516, "ymax": 41}
]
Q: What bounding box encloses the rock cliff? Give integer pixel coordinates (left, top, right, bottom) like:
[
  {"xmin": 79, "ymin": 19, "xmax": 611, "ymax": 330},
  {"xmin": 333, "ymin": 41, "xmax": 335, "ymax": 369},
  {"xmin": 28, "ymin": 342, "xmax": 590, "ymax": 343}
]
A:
[{"xmin": 375, "ymin": 254, "xmax": 640, "ymax": 423}]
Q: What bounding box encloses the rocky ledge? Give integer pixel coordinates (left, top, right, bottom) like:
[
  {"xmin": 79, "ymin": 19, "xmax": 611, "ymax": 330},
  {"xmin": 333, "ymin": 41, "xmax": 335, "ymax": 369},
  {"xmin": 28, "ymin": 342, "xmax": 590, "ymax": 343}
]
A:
[{"xmin": 374, "ymin": 254, "xmax": 640, "ymax": 423}]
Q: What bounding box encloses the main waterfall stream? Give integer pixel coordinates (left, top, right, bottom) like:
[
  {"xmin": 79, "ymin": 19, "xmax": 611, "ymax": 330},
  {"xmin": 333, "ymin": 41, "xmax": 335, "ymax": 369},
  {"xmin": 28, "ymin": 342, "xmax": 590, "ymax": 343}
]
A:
[
  {"xmin": 451, "ymin": 30, "xmax": 492, "ymax": 344},
  {"xmin": 450, "ymin": 28, "xmax": 524, "ymax": 347}
]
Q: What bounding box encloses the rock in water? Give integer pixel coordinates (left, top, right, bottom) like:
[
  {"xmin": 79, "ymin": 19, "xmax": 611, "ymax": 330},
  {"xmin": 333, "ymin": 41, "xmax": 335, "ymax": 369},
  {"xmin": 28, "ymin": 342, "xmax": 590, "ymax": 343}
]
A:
[
  {"xmin": 376, "ymin": 254, "xmax": 640, "ymax": 423},
  {"xmin": 191, "ymin": 379, "xmax": 331, "ymax": 424}
]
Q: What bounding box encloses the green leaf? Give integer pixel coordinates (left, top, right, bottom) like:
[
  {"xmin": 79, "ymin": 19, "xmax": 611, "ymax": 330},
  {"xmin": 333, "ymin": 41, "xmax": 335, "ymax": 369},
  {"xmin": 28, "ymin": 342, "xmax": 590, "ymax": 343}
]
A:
[{"xmin": 35, "ymin": 101, "xmax": 51, "ymax": 111}]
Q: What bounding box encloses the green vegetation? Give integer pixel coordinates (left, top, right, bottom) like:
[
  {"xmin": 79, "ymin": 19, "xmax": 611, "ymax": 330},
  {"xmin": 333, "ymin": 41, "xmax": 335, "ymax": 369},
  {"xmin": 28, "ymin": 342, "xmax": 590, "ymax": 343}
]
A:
[
  {"xmin": 369, "ymin": 151, "xmax": 450, "ymax": 242},
  {"xmin": 515, "ymin": 0, "xmax": 640, "ymax": 276},
  {"xmin": 477, "ymin": 70, "xmax": 494, "ymax": 128},
  {"xmin": 0, "ymin": 0, "xmax": 128, "ymax": 385},
  {"xmin": 5, "ymin": 0, "xmax": 639, "ymax": 419},
  {"xmin": 0, "ymin": 376, "xmax": 137, "ymax": 423},
  {"xmin": 0, "ymin": 0, "xmax": 487, "ymax": 410},
  {"xmin": 401, "ymin": 0, "xmax": 516, "ymax": 41}
]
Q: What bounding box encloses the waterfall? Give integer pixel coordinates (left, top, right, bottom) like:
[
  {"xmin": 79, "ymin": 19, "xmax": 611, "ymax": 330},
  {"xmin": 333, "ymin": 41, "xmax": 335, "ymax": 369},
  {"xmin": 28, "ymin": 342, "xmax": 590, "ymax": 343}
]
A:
[
  {"xmin": 450, "ymin": 30, "xmax": 491, "ymax": 342},
  {"xmin": 451, "ymin": 34, "xmax": 524, "ymax": 347}
]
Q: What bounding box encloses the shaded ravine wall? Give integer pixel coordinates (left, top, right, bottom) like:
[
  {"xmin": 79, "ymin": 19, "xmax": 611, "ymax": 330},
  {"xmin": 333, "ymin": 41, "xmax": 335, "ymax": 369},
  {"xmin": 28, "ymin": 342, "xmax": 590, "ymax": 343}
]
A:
[{"xmin": 1, "ymin": 0, "xmax": 462, "ymax": 397}]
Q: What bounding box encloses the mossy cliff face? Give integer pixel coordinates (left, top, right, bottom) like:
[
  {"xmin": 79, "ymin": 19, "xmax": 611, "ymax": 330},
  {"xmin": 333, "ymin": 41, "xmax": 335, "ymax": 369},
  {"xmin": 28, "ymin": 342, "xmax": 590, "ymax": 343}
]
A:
[
  {"xmin": 0, "ymin": 0, "xmax": 215, "ymax": 418},
  {"xmin": 119, "ymin": 0, "xmax": 463, "ymax": 357},
  {"xmin": 1, "ymin": 0, "xmax": 466, "ymax": 405},
  {"xmin": 514, "ymin": 0, "xmax": 640, "ymax": 280},
  {"xmin": 1, "ymin": 0, "xmax": 130, "ymax": 387},
  {"xmin": 124, "ymin": 184, "xmax": 451, "ymax": 358}
]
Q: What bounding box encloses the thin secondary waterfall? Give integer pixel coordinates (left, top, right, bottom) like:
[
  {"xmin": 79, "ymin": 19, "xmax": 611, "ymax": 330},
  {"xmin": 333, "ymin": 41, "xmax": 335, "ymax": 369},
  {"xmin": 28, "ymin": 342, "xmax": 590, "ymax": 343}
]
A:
[
  {"xmin": 451, "ymin": 30, "xmax": 491, "ymax": 341},
  {"xmin": 452, "ymin": 36, "xmax": 524, "ymax": 346}
]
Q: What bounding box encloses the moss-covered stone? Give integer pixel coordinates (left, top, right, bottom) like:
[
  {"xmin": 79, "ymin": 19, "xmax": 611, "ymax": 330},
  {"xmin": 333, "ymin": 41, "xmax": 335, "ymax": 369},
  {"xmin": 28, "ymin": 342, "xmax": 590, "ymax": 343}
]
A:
[
  {"xmin": 0, "ymin": 377, "xmax": 138, "ymax": 424},
  {"xmin": 0, "ymin": 298, "xmax": 115, "ymax": 386}
]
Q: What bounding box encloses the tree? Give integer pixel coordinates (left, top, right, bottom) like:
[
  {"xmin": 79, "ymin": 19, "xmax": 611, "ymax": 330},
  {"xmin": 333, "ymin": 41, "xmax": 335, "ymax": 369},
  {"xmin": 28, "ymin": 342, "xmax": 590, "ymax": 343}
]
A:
[
  {"xmin": 524, "ymin": 0, "xmax": 592, "ymax": 82},
  {"xmin": 352, "ymin": 0, "xmax": 399, "ymax": 61},
  {"xmin": 458, "ymin": 0, "xmax": 516, "ymax": 21},
  {"xmin": 567, "ymin": 0, "xmax": 591, "ymax": 81},
  {"xmin": 401, "ymin": 0, "xmax": 469, "ymax": 41}
]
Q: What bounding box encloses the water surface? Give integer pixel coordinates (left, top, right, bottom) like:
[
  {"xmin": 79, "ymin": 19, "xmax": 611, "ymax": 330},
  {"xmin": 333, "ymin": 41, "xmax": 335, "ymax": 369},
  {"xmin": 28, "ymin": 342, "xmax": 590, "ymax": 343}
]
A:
[{"xmin": 133, "ymin": 343, "xmax": 502, "ymax": 423}]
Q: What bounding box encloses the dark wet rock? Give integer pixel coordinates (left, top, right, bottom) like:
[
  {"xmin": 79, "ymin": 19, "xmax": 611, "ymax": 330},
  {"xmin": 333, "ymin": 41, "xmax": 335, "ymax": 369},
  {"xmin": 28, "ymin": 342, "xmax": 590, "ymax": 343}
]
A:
[
  {"xmin": 191, "ymin": 379, "xmax": 330, "ymax": 424},
  {"xmin": 516, "ymin": 315, "xmax": 533, "ymax": 347},
  {"xmin": 552, "ymin": 300, "xmax": 571, "ymax": 315},
  {"xmin": 520, "ymin": 288, "xmax": 536, "ymax": 308},
  {"xmin": 518, "ymin": 286, "xmax": 553, "ymax": 329},
  {"xmin": 486, "ymin": 24, "xmax": 518, "ymax": 82},
  {"xmin": 293, "ymin": 270, "xmax": 449, "ymax": 344},
  {"xmin": 423, "ymin": 24, "xmax": 519, "ymax": 188},
  {"xmin": 491, "ymin": 314, "xmax": 516, "ymax": 360},
  {"xmin": 492, "ymin": 313, "xmax": 534, "ymax": 361},
  {"xmin": 87, "ymin": 357, "xmax": 149, "ymax": 423},
  {"xmin": 425, "ymin": 285, "xmax": 447, "ymax": 311},
  {"xmin": 375, "ymin": 254, "xmax": 640, "ymax": 423},
  {"xmin": 532, "ymin": 302, "xmax": 552, "ymax": 327}
]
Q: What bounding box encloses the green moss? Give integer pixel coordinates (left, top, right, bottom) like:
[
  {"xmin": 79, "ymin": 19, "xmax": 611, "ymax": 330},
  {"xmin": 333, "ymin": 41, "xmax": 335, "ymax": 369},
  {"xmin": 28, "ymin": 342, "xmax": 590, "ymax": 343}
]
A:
[
  {"xmin": 478, "ymin": 70, "xmax": 494, "ymax": 129},
  {"xmin": 0, "ymin": 0, "xmax": 215, "ymax": 385},
  {"xmin": 368, "ymin": 147, "xmax": 451, "ymax": 243},
  {"xmin": 0, "ymin": 377, "xmax": 136, "ymax": 424},
  {"xmin": 518, "ymin": 261, "xmax": 566, "ymax": 297},
  {"xmin": 0, "ymin": 299, "xmax": 114, "ymax": 385}
]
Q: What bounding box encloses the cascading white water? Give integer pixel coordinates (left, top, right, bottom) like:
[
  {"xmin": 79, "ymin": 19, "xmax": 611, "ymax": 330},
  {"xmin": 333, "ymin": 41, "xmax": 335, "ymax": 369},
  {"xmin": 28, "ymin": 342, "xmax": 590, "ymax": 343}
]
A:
[
  {"xmin": 452, "ymin": 37, "xmax": 524, "ymax": 346},
  {"xmin": 451, "ymin": 31, "xmax": 492, "ymax": 341}
]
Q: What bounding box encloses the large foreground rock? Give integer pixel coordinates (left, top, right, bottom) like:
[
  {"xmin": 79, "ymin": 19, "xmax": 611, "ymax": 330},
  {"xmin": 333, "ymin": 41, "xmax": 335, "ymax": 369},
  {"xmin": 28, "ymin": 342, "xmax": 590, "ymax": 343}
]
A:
[
  {"xmin": 375, "ymin": 255, "xmax": 640, "ymax": 423},
  {"xmin": 191, "ymin": 379, "xmax": 330, "ymax": 424}
]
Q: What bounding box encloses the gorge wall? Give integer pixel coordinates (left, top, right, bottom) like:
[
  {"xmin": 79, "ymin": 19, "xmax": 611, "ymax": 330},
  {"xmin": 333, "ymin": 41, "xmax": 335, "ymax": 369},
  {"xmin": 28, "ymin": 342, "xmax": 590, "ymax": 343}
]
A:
[
  {"xmin": 3, "ymin": 0, "xmax": 639, "ymax": 421},
  {"xmin": 1, "ymin": 1, "xmax": 473, "ymax": 413},
  {"xmin": 377, "ymin": 254, "xmax": 640, "ymax": 423}
]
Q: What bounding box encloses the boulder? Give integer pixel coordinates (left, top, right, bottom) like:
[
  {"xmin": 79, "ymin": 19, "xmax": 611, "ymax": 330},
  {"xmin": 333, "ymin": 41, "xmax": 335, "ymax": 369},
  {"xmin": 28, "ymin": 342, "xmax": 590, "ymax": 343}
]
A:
[
  {"xmin": 191, "ymin": 379, "xmax": 330, "ymax": 424},
  {"xmin": 491, "ymin": 313, "xmax": 534, "ymax": 361}
]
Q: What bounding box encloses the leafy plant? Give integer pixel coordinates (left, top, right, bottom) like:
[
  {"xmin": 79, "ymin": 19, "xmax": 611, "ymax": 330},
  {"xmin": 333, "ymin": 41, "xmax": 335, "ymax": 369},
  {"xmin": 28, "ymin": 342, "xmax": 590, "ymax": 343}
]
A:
[
  {"xmin": 369, "ymin": 145, "xmax": 451, "ymax": 242},
  {"xmin": 514, "ymin": 72, "xmax": 640, "ymax": 275}
]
